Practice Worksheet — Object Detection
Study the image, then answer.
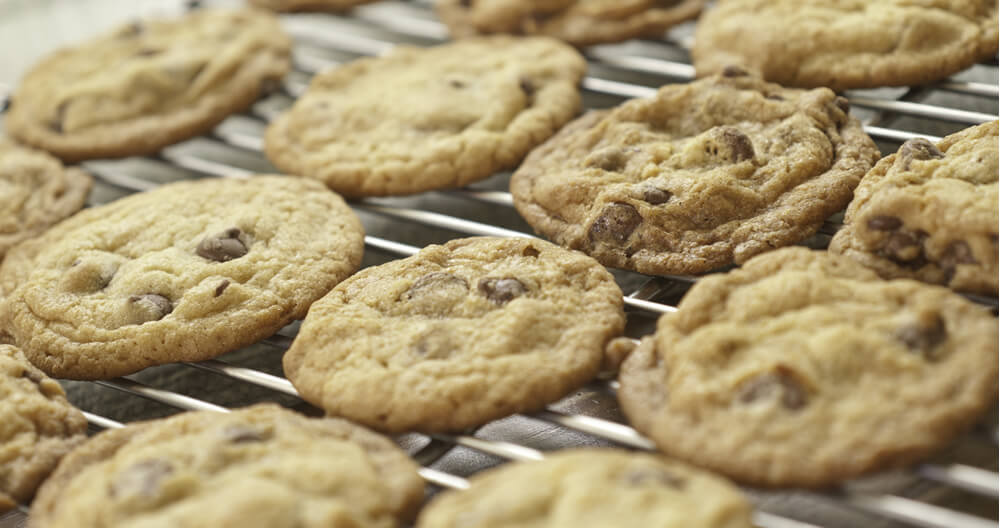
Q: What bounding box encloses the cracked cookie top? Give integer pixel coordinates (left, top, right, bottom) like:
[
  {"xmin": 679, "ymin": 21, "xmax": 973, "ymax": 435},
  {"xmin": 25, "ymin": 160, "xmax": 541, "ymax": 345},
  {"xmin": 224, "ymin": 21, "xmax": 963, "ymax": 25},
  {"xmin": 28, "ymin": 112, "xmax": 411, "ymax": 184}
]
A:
[
  {"xmin": 0, "ymin": 176, "xmax": 364, "ymax": 380},
  {"xmin": 830, "ymin": 121, "xmax": 999, "ymax": 295},
  {"xmin": 283, "ymin": 237, "xmax": 625, "ymax": 433},
  {"xmin": 28, "ymin": 404, "xmax": 424, "ymax": 528},
  {"xmin": 693, "ymin": 0, "xmax": 998, "ymax": 90},
  {"xmin": 5, "ymin": 8, "xmax": 291, "ymax": 162},
  {"xmin": 511, "ymin": 70, "xmax": 880, "ymax": 276},
  {"xmin": 618, "ymin": 247, "xmax": 999, "ymax": 487},
  {"xmin": 265, "ymin": 36, "xmax": 586, "ymax": 197}
]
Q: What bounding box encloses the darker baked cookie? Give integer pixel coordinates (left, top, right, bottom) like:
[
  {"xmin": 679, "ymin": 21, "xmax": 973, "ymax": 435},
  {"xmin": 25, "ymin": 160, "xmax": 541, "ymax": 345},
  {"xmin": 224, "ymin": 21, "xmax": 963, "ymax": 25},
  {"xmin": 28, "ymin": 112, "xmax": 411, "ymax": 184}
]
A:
[
  {"xmin": 692, "ymin": 0, "xmax": 998, "ymax": 90},
  {"xmin": 510, "ymin": 70, "xmax": 880, "ymax": 276},
  {"xmin": 617, "ymin": 247, "xmax": 999, "ymax": 487},
  {"xmin": 0, "ymin": 139, "xmax": 92, "ymax": 261},
  {"xmin": 265, "ymin": 36, "xmax": 586, "ymax": 197},
  {"xmin": 5, "ymin": 9, "xmax": 291, "ymax": 162},
  {"xmin": 28, "ymin": 404, "xmax": 424, "ymax": 528},
  {"xmin": 283, "ymin": 237, "xmax": 625, "ymax": 433},
  {"xmin": 0, "ymin": 345, "xmax": 87, "ymax": 511},
  {"xmin": 830, "ymin": 121, "xmax": 999, "ymax": 295},
  {"xmin": 0, "ymin": 176, "xmax": 364, "ymax": 380},
  {"xmin": 436, "ymin": 0, "xmax": 706, "ymax": 47}
]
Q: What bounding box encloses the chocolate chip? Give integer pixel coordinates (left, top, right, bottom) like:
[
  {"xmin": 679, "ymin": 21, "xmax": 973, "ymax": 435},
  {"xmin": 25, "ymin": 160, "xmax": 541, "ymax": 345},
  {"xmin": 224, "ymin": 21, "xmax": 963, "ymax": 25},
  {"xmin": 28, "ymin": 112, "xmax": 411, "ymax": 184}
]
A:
[
  {"xmin": 584, "ymin": 147, "xmax": 628, "ymax": 172},
  {"xmin": 449, "ymin": 79, "xmax": 467, "ymax": 89},
  {"xmin": 50, "ymin": 102, "xmax": 68, "ymax": 134},
  {"xmin": 706, "ymin": 126, "xmax": 755, "ymax": 163},
  {"xmin": 405, "ymin": 272, "xmax": 468, "ymax": 301},
  {"xmin": 642, "ymin": 187, "xmax": 672, "ymax": 205},
  {"xmin": 519, "ymin": 77, "xmax": 535, "ymax": 98},
  {"xmin": 110, "ymin": 459, "xmax": 173, "ymax": 499},
  {"xmin": 940, "ymin": 240, "xmax": 977, "ymax": 281},
  {"xmin": 589, "ymin": 202, "xmax": 642, "ymax": 245},
  {"xmin": 834, "ymin": 96, "xmax": 851, "ymax": 114},
  {"xmin": 866, "ymin": 215, "xmax": 902, "ymax": 231},
  {"xmin": 899, "ymin": 138, "xmax": 944, "ymax": 170},
  {"xmin": 477, "ymin": 277, "xmax": 527, "ymax": 305},
  {"xmin": 222, "ymin": 425, "xmax": 268, "ymax": 443},
  {"xmin": 721, "ymin": 65, "xmax": 749, "ymax": 77},
  {"xmin": 521, "ymin": 245, "xmax": 540, "ymax": 258},
  {"xmin": 884, "ymin": 229, "xmax": 927, "ymax": 263},
  {"xmin": 459, "ymin": 0, "xmax": 471, "ymax": 6},
  {"xmin": 128, "ymin": 294, "xmax": 173, "ymax": 323},
  {"xmin": 214, "ymin": 280, "xmax": 230, "ymax": 297},
  {"xmin": 624, "ymin": 468, "xmax": 686, "ymax": 489},
  {"xmin": 197, "ymin": 228, "xmax": 248, "ymax": 262},
  {"xmin": 896, "ymin": 311, "xmax": 947, "ymax": 361},
  {"xmin": 19, "ymin": 367, "xmax": 44, "ymax": 385},
  {"xmin": 737, "ymin": 367, "xmax": 807, "ymax": 410}
]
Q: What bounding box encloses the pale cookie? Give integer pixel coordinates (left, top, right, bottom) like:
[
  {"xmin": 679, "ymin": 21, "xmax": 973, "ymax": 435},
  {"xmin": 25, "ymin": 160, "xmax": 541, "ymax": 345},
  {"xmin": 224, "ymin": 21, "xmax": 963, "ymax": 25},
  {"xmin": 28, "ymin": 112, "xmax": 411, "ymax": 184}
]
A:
[
  {"xmin": 511, "ymin": 70, "xmax": 880, "ymax": 276},
  {"xmin": 436, "ymin": 0, "xmax": 706, "ymax": 47},
  {"xmin": 265, "ymin": 36, "xmax": 586, "ymax": 197},
  {"xmin": 417, "ymin": 449, "xmax": 753, "ymax": 528},
  {"xmin": 284, "ymin": 237, "xmax": 625, "ymax": 433},
  {"xmin": 0, "ymin": 176, "xmax": 364, "ymax": 380},
  {"xmin": 830, "ymin": 121, "xmax": 999, "ymax": 296},
  {"xmin": 0, "ymin": 140, "xmax": 92, "ymax": 261},
  {"xmin": 28, "ymin": 404, "xmax": 424, "ymax": 528},
  {"xmin": 693, "ymin": 0, "xmax": 998, "ymax": 90},
  {"xmin": 249, "ymin": 0, "xmax": 377, "ymax": 11},
  {"xmin": 618, "ymin": 247, "xmax": 999, "ymax": 488},
  {"xmin": 6, "ymin": 9, "xmax": 291, "ymax": 162},
  {"xmin": 0, "ymin": 345, "xmax": 87, "ymax": 511}
]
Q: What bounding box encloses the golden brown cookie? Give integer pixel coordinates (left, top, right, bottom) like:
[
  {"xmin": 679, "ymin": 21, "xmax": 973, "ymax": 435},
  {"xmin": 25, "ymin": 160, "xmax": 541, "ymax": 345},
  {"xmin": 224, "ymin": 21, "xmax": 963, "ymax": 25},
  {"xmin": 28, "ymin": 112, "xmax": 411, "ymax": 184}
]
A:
[
  {"xmin": 618, "ymin": 247, "xmax": 999, "ymax": 488},
  {"xmin": 0, "ymin": 140, "xmax": 92, "ymax": 261},
  {"xmin": 0, "ymin": 176, "xmax": 364, "ymax": 380},
  {"xmin": 692, "ymin": 0, "xmax": 998, "ymax": 90},
  {"xmin": 511, "ymin": 70, "xmax": 880, "ymax": 276},
  {"xmin": 0, "ymin": 345, "xmax": 87, "ymax": 511},
  {"xmin": 265, "ymin": 36, "xmax": 585, "ymax": 197},
  {"xmin": 284, "ymin": 237, "xmax": 625, "ymax": 433},
  {"xmin": 28, "ymin": 404, "xmax": 424, "ymax": 528},
  {"xmin": 6, "ymin": 8, "xmax": 291, "ymax": 162},
  {"xmin": 830, "ymin": 121, "xmax": 999, "ymax": 296}
]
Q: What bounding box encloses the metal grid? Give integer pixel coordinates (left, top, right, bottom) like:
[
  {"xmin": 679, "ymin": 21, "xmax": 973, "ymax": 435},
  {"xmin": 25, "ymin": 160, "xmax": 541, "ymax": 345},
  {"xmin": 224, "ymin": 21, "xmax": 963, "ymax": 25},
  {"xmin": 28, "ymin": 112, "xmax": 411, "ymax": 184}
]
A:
[{"xmin": 1, "ymin": 1, "xmax": 997, "ymax": 527}]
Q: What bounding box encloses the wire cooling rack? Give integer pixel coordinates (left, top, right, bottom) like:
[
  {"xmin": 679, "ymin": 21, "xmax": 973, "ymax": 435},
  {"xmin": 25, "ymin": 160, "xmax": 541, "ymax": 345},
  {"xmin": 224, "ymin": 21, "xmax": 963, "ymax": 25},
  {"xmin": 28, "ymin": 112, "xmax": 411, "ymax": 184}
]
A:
[{"xmin": 0, "ymin": 1, "xmax": 997, "ymax": 527}]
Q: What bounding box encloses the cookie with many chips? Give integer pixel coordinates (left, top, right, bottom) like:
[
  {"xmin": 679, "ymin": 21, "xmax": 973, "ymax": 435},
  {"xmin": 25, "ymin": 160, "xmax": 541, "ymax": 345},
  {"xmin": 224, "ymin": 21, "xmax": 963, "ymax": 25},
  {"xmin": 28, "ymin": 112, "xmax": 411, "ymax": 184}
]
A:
[
  {"xmin": 6, "ymin": 8, "xmax": 291, "ymax": 162},
  {"xmin": 284, "ymin": 237, "xmax": 625, "ymax": 433},
  {"xmin": 0, "ymin": 345, "xmax": 87, "ymax": 511},
  {"xmin": 511, "ymin": 70, "xmax": 880, "ymax": 276},
  {"xmin": 417, "ymin": 449, "xmax": 753, "ymax": 528},
  {"xmin": 692, "ymin": 0, "xmax": 998, "ymax": 90},
  {"xmin": 28, "ymin": 404, "xmax": 424, "ymax": 528},
  {"xmin": 830, "ymin": 121, "xmax": 999, "ymax": 295},
  {"xmin": 0, "ymin": 140, "xmax": 92, "ymax": 261},
  {"xmin": 0, "ymin": 176, "xmax": 364, "ymax": 380},
  {"xmin": 618, "ymin": 247, "xmax": 999, "ymax": 487},
  {"xmin": 265, "ymin": 36, "xmax": 586, "ymax": 197}
]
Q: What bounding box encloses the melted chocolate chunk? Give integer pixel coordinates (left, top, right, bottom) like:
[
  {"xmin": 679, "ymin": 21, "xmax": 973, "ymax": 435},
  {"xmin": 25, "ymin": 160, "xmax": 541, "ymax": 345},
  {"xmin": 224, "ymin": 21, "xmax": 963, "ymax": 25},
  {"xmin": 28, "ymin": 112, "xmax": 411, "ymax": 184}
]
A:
[
  {"xmin": 899, "ymin": 138, "xmax": 944, "ymax": 170},
  {"xmin": 642, "ymin": 187, "xmax": 673, "ymax": 205},
  {"xmin": 197, "ymin": 228, "xmax": 248, "ymax": 262},
  {"xmin": 110, "ymin": 459, "xmax": 173, "ymax": 499},
  {"xmin": 585, "ymin": 147, "xmax": 628, "ymax": 172},
  {"xmin": 737, "ymin": 367, "xmax": 807, "ymax": 410},
  {"xmin": 940, "ymin": 240, "xmax": 977, "ymax": 281},
  {"xmin": 721, "ymin": 65, "xmax": 749, "ymax": 77},
  {"xmin": 884, "ymin": 229, "xmax": 927, "ymax": 263},
  {"xmin": 477, "ymin": 277, "xmax": 527, "ymax": 305},
  {"xmin": 589, "ymin": 203, "xmax": 642, "ymax": 245},
  {"xmin": 707, "ymin": 126, "xmax": 755, "ymax": 163},
  {"xmin": 866, "ymin": 215, "xmax": 902, "ymax": 231},
  {"xmin": 128, "ymin": 294, "xmax": 173, "ymax": 323},
  {"xmin": 834, "ymin": 96, "xmax": 851, "ymax": 114},
  {"xmin": 214, "ymin": 280, "xmax": 231, "ymax": 297},
  {"xmin": 519, "ymin": 77, "xmax": 535, "ymax": 98},
  {"xmin": 896, "ymin": 312, "xmax": 948, "ymax": 361},
  {"xmin": 521, "ymin": 245, "xmax": 540, "ymax": 258}
]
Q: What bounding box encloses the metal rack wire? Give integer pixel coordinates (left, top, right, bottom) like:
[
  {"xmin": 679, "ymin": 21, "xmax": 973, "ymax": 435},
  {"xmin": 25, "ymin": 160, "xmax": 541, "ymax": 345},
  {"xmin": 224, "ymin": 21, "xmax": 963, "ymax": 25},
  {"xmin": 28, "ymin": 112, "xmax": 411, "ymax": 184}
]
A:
[{"xmin": 0, "ymin": 1, "xmax": 997, "ymax": 527}]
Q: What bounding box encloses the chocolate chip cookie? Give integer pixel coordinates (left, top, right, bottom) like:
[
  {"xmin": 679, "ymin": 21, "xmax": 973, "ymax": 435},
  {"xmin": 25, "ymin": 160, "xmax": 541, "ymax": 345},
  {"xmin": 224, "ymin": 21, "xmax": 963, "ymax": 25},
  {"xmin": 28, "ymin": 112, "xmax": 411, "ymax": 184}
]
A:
[
  {"xmin": 28, "ymin": 404, "xmax": 424, "ymax": 528},
  {"xmin": 693, "ymin": 0, "xmax": 998, "ymax": 90},
  {"xmin": 618, "ymin": 247, "xmax": 999, "ymax": 488},
  {"xmin": 248, "ymin": 0, "xmax": 376, "ymax": 11},
  {"xmin": 436, "ymin": 0, "xmax": 705, "ymax": 47},
  {"xmin": 5, "ymin": 8, "xmax": 291, "ymax": 162},
  {"xmin": 510, "ymin": 70, "xmax": 880, "ymax": 276},
  {"xmin": 284, "ymin": 237, "xmax": 625, "ymax": 433},
  {"xmin": 416, "ymin": 449, "xmax": 753, "ymax": 528},
  {"xmin": 0, "ymin": 140, "xmax": 92, "ymax": 262},
  {"xmin": 0, "ymin": 345, "xmax": 87, "ymax": 511},
  {"xmin": 0, "ymin": 176, "xmax": 364, "ymax": 380},
  {"xmin": 265, "ymin": 36, "xmax": 586, "ymax": 197},
  {"xmin": 830, "ymin": 121, "xmax": 999, "ymax": 296}
]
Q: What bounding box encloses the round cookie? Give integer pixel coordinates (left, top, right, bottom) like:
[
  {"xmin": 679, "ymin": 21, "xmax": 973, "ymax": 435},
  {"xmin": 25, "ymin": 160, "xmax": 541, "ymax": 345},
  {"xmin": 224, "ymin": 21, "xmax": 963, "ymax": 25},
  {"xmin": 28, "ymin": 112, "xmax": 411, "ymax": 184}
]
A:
[
  {"xmin": 0, "ymin": 140, "xmax": 92, "ymax": 261},
  {"xmin": 692, "ymin": 0, "xmax": 998, "ymax": 90},
  {"xmin": 265, "ymin": 36, "xmax": 586, "ymax": 197},
  {"xmin": 0, "ymin": 345, "xmax": 87, "ymax": 511},
  {"xmin": 618, "ymin": 247, "xmax": 999, "ymax": 488},
  {"xmin": 510, "ymin": 70, "xmax": 880, "ymax": 276},
  {"xmin": 28, "ymin": 404, "xmax": 424, "ymax": 528},
  {"xmin": 248, "ymin": 0, "xmax": 377, "ymax": 11},
  {"xmin": 416, "ymin": 449, "xmax": 753, "ymax": 528},
  {"xmin": 283, "ymin": 237, "xmax": 625, "ymax": 433},
  {"xmin": 6, "ymin": 8, "xmax": 291, "ymax": 162},
  {"xmin": 436, "ymin": 0, "xmax": 706, "ymax": 47},
  {"xmin": 0, "ymin": 176, "xmax": 364, "ymax": 380},
  {"xmin": 830, "ymin": 121, "xmax": 999, "ymax": 296}
]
